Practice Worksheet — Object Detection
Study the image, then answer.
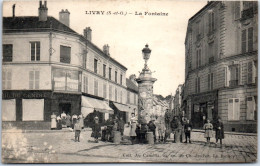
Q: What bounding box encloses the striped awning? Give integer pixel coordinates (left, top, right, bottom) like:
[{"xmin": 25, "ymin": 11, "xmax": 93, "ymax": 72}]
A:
[{"xmin": 81, "ymin": 96, "xmax": 114, "ymax": 114}]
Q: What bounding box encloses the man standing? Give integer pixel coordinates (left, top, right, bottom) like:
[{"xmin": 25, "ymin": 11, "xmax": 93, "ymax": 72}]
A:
[
  {"xmin": 184, "ymin": 119, "xmax": 192, "ymax": 143},
  {"xmin": 118, "ymin": 116, "xmax": 125, "ymax": 139},
  {"xmin": 148, "ymin": 119, "xmax": 156, "ymax": 142},
  {"xmin": 74, "ymin": 119, "xmax": 81, "ymax": 142},
  {"xmin": 215, "ymin": 118, "xmax": 224, "ymax": 148}
]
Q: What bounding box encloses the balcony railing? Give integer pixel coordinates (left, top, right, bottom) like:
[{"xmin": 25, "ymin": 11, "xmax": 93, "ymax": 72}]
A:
[
  {"xmin": 241, "ymin": 8, "xmax": 254, "ymax": 20},
  {"xmin": 229, "ymin": 80, "xmax": 239, "ymax": 87}
]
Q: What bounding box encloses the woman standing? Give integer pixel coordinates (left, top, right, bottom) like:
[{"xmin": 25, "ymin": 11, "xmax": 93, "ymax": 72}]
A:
[
  {"xmin": 78, "ymin": 114, "xmax": 84, "ymax": 129},
  {"xmin": 129, "ymin": 113, "xmax": 137, "ymax": 145},
  {"xmin": 203, "ymin": 119, "xmax": 213, "ymax": 145},
  {"xmin": 215, "ymin": 118, "xmax": 224, "ymax": 148},
  {"xmin": 91, "ymin": 117, "xmax": 101, "ymax": 143},
  {"xmin": 51, "ymin": 112, "xmax": 57, "ymax": 130},
  {"xmin": 66, "ymin": 114, "xmax": 71, "ymax": 128},
  {"xmin": 56, "ymin": 115, "xmax": 62, "ymax": 130}
]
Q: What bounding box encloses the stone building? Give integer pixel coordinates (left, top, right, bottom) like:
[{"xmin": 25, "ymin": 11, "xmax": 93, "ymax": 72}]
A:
[
  {"xmin": 2, "ymin": 1, "xmax": 137, "ymax": 129},
  {"xmin": 183, "ymin": 1, "xmax": 257, "ymax": 132}
]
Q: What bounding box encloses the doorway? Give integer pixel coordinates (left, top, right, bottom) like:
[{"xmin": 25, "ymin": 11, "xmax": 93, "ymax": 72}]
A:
[{"xmin": 59, "ymin": 103, "xmax": 71, "ymax": 115}]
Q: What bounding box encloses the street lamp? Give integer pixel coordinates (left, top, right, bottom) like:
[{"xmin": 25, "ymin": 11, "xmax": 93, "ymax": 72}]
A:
[{"xmin": 142, "ymin": 44, "xmax": 151, "ymax": 69}]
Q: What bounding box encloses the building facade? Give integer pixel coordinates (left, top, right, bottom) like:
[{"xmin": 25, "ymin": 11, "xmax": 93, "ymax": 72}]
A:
[
  {"xmin": 2, "ymin": 1, "xmax": 136, "ymax": 129},
  {"xmin": 183, "ymin": 1, "xmax": 257, "ymax": 132}
]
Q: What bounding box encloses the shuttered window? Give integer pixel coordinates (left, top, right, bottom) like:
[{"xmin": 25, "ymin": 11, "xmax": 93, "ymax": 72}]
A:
[
  {"xmin": 60, "ymin": 45, "xmax": 71, "ymax": 63},
  {"xmin": 109, "ymin": 68, "xmax": 112, "ymax": 80},
  {"xmin": 115, "ymin": 71, "xmax": 117, "ymax": 83},
  {"xmin": 94, "ymin": 79, "xmax": 98, "ymax": 96},
  {"xmin": 242, "ymin": 30, "xmax": 247, "ymax": 53},
  {"xmin": 2, "ymin": 70, "xmax": 12, "ymax": 89},
  {"xmin": 127, "ymin": 91, "xmax": 130, "ymax": 103},
  {"xmin": 246, "ymin": 96, "xmax": 256, "ymax": 120},
  {"xmin": 120, "ymin": 90, "xmax": 123, "ymax": 103},
  {"xmin": 29, "ymin": 71, "xmax": 40, "ymax": 89},
  {"xmin": 94, "ymin": 59, "xmax": 98, "ymax": 73},
  {"xmin": 195, "ymin": 77, "xmax": 200, "ymax": 93},
  {"xmin": 228, "ymin": 98, "xmax": 240, "ymax": 121},
  {"xmin": 103, "ymin": 83, "xmax": 107, "ymax": 98},
  {"xmin": 83, "ymin": 76, "xmax": 88, "ymax": 93},
  {"xmin": 31, "ymin": 42, "xmax": 40, "ymax": 61},
  {"xmin": 109, "ymin": 85, "xmax": 112, "ymax": 100},
  {"xmin": 208, "ymin": 73, "xmax": 214, "ymax": 90},
  {"xmin": 248, "ymin": 27, "xmax": 253, "ymax": 52},
  {"xmin": 208, "ymin": 11, "xmax": 215, "ymax": 34},
  {"xmin": 3, "ymin": 44, "xmax": 13, "ymax": 62},
  {"xmin": 115, "ymin": 88, "xmax": 117, "ymax": 102},
  {"xmin": 103, "ymin": 64, "xmax": 106, "ymax": 77}
]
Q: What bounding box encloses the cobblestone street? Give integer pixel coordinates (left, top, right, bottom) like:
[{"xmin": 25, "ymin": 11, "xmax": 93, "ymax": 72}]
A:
[{"xmin": 2, "ymin": 129, "xmax": 257, "ymax": 163}]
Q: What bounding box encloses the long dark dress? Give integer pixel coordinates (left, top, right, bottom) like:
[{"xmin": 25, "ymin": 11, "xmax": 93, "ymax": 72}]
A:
[
  {"xmin": 215, "ymin": 121, "xmax": 224, "ymax": 139},
  {"xmin": 92, "ymin": 123, "xmax": 101, "ymax": 138}
]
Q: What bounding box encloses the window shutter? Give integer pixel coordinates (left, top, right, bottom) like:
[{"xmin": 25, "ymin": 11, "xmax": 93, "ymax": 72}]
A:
[
  {"xmin": 103, "ymin": 83, "xmax": 107, "ymax": 98},
  {"xmin": 242, "ymin": 30, "xmax": 247, "ymax": 53},
  {"xmin": 208, "ymin": 12, "xmax": 212, "ymax": 34},
  {"xmin": 246, "ymin": 96, "xmax": 254, "ymax": 120},
  {"xmin": 208, "ymin": 74, "xmax": 210, "ymax": 90},
  {"xmin": 35, "ymin": 71, "xmax": 40, "ymax": 89},
  {"xmin": 198, "ymin": 77, "xmax": 200, "ymax": 93},
  {"xmin": 195, "ymin": 78, "xmax": 197, "ymax": 93},
  {"xmin": 228, "ymin": 99, "xmax": 234, "ymax": 120},
  {"xmin": 234, "ymin": 1, "xmax": 241, "ymax": 20},
  {"xmin": 234, "ymin": 98, "xmax": 240, "ymax": 120},
  {"xmin": 211, "ymin": 73, "xmax": 214, "ymax": 90},
  {"xmin": 248, "ymin": 61, "xmax": 253, "ymax": 84},
  {"xmin": 36, "ymin": 42, "xmax": 40, "ymax": 61},
  {"xmin": 3, "ymin": 71, "xmax": 6, "ymax": 89},
  {"xmin": 29, "ymin": 71, "xmax": 34, "ymax": 89},
  {"xmin": 224, "ymin": 67, "xmax": 229, "ymax": 87},
  {"xmin": 212, "ymin": 12, "xmax": 215, "ymax": 31},
  {"xmin": 248, "ymin": 27, "xmax": 253, "ymax": 52}
]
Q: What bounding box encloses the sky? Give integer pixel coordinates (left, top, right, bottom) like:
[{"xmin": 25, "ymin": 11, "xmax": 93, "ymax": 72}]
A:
[{"xmin": 3, "ymin": 0, "xmax": 207, "ymax": 97}]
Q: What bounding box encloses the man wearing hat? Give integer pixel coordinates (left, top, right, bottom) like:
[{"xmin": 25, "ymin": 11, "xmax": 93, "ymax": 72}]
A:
[{"xmin": 91, "ymin": 116, "xmax": 101, "ymax": 143}]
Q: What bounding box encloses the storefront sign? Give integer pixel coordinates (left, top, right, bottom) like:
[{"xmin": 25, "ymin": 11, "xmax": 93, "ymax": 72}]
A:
[{"xmin": 2, "ymin": 91, "xmax": 51, "ymax": 99}]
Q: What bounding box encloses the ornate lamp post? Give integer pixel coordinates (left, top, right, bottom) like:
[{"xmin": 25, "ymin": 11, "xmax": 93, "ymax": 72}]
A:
[{"xmin": 136, "ymin": 44, "xmax": 157, "ymax": 124}]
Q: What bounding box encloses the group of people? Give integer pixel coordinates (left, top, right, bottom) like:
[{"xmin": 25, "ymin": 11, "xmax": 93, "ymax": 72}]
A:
[
  {"xmin": 170, "ymin": 116, "xmax": 225, "ymax": 147},
  {"xmin": 51, "ymin": 112, "xmax": 84, "ymax": 130},
  {"xmin": 51, "ymin": 111, "xmax": 225, "ymax": 147}
]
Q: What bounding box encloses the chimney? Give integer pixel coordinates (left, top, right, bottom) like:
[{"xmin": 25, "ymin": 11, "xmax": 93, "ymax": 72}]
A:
[
  {"xmin": 12, "ymin": 4, "xmax": 15, "ymax": 18},
  {"xmin": 103, "ymin": 44, "xmax": 110, "ymax": 56},
  {"xmin": 83, "ymin": 27, "xmax": 92, "ymax": 41},
  {"xmin": 38, "ymin": 0, "xmax": 48, "ymax": 22},
  {"xmin": 59, "ymin": 9, "xmax": 70, "ymax": 27}
]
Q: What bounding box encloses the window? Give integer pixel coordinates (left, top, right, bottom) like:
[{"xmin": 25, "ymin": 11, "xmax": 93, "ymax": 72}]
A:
[
  {"xmin": 83, "ymin": 76, "xmax": 88, "ymax": 93},
  {"xmin": 3, "ymin": 44, "xmax": 13, "ymax": 62},
  {"xmin": 103, "ymin": 64, "xmax": 106, "ymax": 77},
  {"xmin": 60, "ymin": 45, "xmax": 71, "ymax": 63},
  {"xmin": 242, "ymin": 27, "xmax": 254, "ymax": 53},
  {"xmin": 109, "ymin": 67, "xmax": 112, "ymax": 80},
  {"xmin": 109, "ymin": 85, "xmax": 112, "ymax": 100},
  {"xmin": 82, "ymin": 53, "xmax": 87, "ymax": 69},
  {"xmin": 228, "ymin": 98, "xmax": 240, "ymax": 121},
  {"xmin": 94, "ymin": 79, "xmax": 98, "ymax": 96},
  {"xmin": 2, "ymin": 99, "xmax": 16, "ymax": 121},
  {"xmin": 115, "ymin": 71, "xmax": 117, "ymax": 83},
  {"xmin": 115, "ymin": 88, "xmax": 117, "ymax": 102},
  {"xmin": 103, "ymin": 83, "xmax": 107, "ymax": 98},
  {"xmin": 196, "ymin": 49, "xmax": 201, "ymax": 68},
  {"xmin": 134, "ymin": 94, "xmax": 137, "ymax": 105},
  {"xmin": 246, "ymin": 96, "xmax": 257, "ymax": 120},
  {"xmin": 120, "ymin": 74, "xmax": 123, "ymax": 85},
  {"xmin": 94, "ymin": 59, "xmax": 98, "ymax": 74},
  {"xmin": 53, "ymin": 69, "xmax": 79, "ymax": 92},
  {"xmin": 229, "ymin": 65, "xmax": 240, "ymax": 86},
  {"xmin": 247, "ymin": 61, "xmax": 257, "ymax": 84},
  {"xmin": 29, "ymin": 71, "xmax": 40, "ymax": 89},
  {"xmin": 22, "ymin": 99, "xmax": 44, "ymax": 121},
  {"xmin": 208, "ymin": 11, "xmax": 215, "ymax": 34},
  {"xmin": 196, "ymin": 21, "xmax": 201, "ymax": 40},
  {"xmin": 31, "ymin": 42, "xmax": 40, "ymax": 61},
  {"xmin": 127, "ymin": 91, "xmax": 130, "ymax": 103},
  {"xmin": 2, "ymin": 70, "xmax": 12, "ymax": 89},
  {"xmin": 195, "ymin": 77, "xmax": 200, "ymax": 93},
  {"xmin": 208, "ymin": 73, "xmax": 214, "ymax": 90}
]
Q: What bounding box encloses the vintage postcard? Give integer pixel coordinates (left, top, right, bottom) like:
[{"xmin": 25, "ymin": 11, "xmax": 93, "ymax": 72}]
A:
[{"xmin": 2, "ymin": 0, "xmax": 258, "ymax": 163}]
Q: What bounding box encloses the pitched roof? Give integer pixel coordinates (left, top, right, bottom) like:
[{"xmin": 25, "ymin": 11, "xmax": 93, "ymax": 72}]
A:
[
  {"xmin": 126, "ymin": 78, "xmax": 138, "ymax": 93},
  {"xmin": 3, "ymin": 16, "xmax": 77, "ymax": 34}
]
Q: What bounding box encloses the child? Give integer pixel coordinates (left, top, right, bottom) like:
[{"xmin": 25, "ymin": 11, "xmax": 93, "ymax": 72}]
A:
[
  {"xmin": 203, "ymin": 119, "xmax": 213, "ymax": 145},
  {"xmin": 74, "ymin": 119, "xmax": 81, "ymax": 142},
  {"xmin": 91, "ymin": 116, "xmax": 101, "ymax": 143},
  {"xmin": 184, "ymin": 119, "xmax": 192, "ymax": 143}
]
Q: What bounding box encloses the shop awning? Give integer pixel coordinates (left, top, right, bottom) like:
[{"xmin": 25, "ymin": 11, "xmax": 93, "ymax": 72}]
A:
[
  {"xmin": 81, "ymin": 96, "xmax": 114, "ymax": 114},
  {"xmin": 113, "ymin": 102, "xmax": 133, "ymax": 113}
]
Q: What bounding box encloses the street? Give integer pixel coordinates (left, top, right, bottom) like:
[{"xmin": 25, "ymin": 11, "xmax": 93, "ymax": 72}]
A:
[{"xmin": 2, "ymin": 129, "xmax": 257, "ymax": 163}]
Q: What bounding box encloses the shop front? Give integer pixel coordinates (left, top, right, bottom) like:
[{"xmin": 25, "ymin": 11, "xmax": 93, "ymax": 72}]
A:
[
  {"xmin": 110, "ymin": 102, "xmax": 136, "ymax": 123},
  {"xmin": 81, "ymin": 95, "xmax": 114, "ymax": 127},
  {"xmin": 191, "ymin": 91, "xmax": 218, "ymax": 129}
]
